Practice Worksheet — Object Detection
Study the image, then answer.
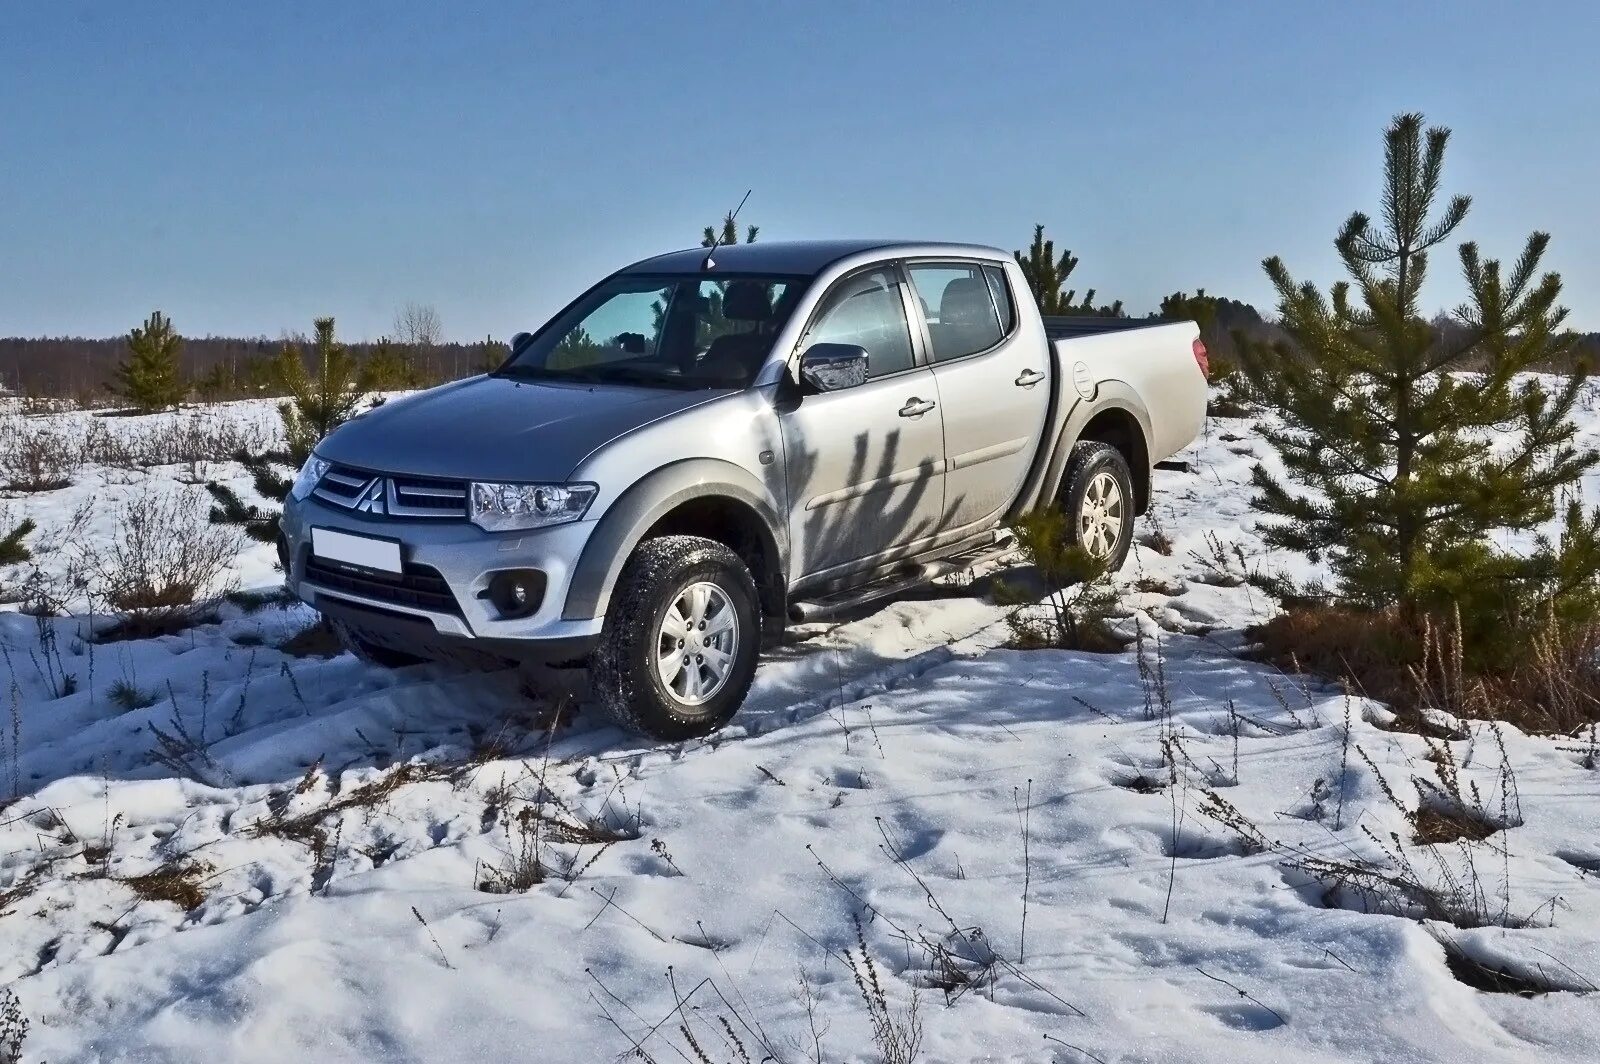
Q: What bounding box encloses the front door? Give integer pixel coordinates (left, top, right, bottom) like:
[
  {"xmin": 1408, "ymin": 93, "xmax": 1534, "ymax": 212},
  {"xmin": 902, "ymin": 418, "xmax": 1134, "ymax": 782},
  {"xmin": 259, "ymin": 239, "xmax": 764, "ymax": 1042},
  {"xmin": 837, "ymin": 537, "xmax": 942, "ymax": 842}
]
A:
[
  {"xmin": 906, "ymin": 261, "xmax": 1050, "ymax": 533},
  {"xmin": 779, "ymin": 265, "xmax": 946, "ymax": 581}
]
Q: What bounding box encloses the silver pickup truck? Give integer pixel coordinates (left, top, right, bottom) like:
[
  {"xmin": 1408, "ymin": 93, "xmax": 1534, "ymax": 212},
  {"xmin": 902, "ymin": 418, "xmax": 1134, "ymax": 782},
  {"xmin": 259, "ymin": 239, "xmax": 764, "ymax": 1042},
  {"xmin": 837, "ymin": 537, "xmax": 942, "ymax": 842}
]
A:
[{"xmin": 281, "ymin": 240, "xmax": 1208, "ymax": 738}]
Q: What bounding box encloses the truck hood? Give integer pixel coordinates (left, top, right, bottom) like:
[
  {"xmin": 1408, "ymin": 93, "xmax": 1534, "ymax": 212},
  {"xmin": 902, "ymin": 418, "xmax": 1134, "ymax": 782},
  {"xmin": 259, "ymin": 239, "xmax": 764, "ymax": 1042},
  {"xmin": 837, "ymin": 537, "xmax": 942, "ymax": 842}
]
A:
[{"xmin": 317, "ymin": 375, "xmax": 724, "ymax": 482}]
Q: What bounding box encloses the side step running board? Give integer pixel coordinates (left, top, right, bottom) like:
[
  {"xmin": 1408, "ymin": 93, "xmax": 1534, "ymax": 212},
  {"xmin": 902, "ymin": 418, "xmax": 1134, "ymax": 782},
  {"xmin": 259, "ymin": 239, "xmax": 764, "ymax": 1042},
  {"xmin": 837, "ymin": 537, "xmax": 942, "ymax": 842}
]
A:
[{"xmin": 789, "ymin": 533, "xmax": 1016, "ymax": 623}]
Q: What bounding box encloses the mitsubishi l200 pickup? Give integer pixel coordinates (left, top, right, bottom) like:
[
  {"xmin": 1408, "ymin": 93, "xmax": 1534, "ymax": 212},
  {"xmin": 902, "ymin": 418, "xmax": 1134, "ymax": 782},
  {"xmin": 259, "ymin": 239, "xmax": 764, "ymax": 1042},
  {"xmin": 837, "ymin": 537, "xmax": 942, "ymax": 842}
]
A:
[{"xmin": 281, "ymin": 240, "xmax": 1208, "ymax": 738}]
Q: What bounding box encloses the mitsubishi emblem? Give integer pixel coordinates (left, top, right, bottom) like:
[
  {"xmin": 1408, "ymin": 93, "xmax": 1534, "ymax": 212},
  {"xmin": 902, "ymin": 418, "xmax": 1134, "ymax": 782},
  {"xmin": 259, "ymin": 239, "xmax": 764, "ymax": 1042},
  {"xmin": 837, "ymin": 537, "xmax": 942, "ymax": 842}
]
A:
[{"xmin": 353, "ymin": 478, "xmax": 386, "ymax": 514}]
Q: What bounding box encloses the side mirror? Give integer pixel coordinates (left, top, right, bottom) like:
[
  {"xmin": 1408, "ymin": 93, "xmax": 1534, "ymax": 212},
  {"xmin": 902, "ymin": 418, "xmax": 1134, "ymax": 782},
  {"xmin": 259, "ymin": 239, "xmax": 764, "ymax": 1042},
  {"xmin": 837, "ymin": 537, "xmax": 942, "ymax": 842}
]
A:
[
  {"xmin": 798, "ymin": 343, "xmax": 869, "ymax": 393},
  {"xmin": 510, "ymin": 331, "xmax": 535, "ymax": 357}
]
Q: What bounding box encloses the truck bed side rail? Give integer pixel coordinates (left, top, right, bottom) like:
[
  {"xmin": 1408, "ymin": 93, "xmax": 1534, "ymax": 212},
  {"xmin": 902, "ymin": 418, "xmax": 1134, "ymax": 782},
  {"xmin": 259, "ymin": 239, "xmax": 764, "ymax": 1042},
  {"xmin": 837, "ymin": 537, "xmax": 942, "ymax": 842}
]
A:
[{"xmin": 1041, "ymin": 316, "xmax": 1177, "ymax": 341}]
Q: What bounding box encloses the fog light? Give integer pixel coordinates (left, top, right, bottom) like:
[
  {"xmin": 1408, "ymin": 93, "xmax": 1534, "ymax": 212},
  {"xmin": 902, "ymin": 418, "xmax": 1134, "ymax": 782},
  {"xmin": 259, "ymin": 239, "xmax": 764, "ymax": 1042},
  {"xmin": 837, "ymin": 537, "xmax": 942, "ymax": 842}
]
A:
[{"xmin": 486, "ymin": 569, "xmax": 546, "ymax": 620}]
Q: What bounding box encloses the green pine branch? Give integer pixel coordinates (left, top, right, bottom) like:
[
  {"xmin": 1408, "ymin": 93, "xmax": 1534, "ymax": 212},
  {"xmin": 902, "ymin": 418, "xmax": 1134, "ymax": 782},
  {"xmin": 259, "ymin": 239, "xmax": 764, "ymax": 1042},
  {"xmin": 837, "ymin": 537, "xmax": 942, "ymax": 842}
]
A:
[
  {"xmin": 0, "ymin": 516, "xmax": 35, "ymax": 566},
  {"xmin": 205, "ymin": 482, "xmax": 280, "ymax": 544}
]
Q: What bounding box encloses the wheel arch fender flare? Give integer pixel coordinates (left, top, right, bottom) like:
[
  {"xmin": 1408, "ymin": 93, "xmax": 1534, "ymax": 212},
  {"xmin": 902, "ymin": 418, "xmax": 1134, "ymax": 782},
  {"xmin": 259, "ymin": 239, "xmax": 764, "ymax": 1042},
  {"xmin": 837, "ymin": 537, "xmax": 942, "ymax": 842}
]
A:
[
  {"xmin": 1015, "ymin": 383, "xmax": 1155, "ymax": 518},
  {"xmin": 562, "ymin": 459, "xmax": 788, "ymax": 622}
]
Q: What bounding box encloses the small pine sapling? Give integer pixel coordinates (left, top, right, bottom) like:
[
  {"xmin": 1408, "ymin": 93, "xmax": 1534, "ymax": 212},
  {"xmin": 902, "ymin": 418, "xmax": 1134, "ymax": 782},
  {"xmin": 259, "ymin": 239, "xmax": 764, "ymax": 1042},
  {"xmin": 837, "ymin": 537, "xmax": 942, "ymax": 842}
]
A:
[
  {"xmin": 999, "ymin": 506, "xmax": 1125, "ymax": 651},
  {"xmin": 207, "ymin": 317, "xmax": 372, "ymax": 544},
  {"xmin": 110, "ymin": 310, "xmax": 187, "ymax": 412}
]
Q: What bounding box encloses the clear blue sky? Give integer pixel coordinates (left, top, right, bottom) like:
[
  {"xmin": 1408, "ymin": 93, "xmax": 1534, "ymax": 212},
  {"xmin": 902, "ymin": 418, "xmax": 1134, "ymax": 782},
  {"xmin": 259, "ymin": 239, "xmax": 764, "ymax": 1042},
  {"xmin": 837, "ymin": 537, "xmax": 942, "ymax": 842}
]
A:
[{"xmin": 3, "ymin": 0, "xmax": 1596, "ymax": 339}]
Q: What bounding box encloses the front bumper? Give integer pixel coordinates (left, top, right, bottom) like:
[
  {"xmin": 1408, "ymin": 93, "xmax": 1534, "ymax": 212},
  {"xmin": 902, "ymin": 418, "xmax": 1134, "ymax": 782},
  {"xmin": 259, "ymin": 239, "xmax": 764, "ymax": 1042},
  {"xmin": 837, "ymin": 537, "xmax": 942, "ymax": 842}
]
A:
[{"xmin": 281, "ymin": 493, "xmax": 604, "ymax": 661}]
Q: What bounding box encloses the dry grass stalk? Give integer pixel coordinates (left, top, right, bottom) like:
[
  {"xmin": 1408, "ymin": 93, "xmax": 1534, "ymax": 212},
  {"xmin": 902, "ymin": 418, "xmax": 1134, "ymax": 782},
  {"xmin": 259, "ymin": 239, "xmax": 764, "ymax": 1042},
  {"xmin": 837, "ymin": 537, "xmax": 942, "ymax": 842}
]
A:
[
  {"xmin": 1255, "ymin": 606, "xmax": 1600, "ymax": 736},
  {"xmin": 477, "ymin": 806, "xmax": 549, "ymax": 894},
  {"xmin": 117, "ymin": 858, "xmax": 211, "ymax": 911},
  {"xmin": 0, "ymin": 415, "xmax": 81, "ymax": 492},
  {"xmin": 82, "ymin": 486, "xmax": 242, "ymax": 632},
  {"xmin": 846, "ymin": 915, "xmax": 923, "ymax": 1064},
  {"xmin": 80, "ymin": 413, "xmax": 272, "ymax": 473},
  {"xmin": 0, "ymin": 866, "xmax": 45, "ymax": 917},
  {"xmin": 249, "ymin": 760, "xmax": 448, "ymax": 850},
  {"xmin": 1196, "ymin": 788, "xmax": 1269, "ymax": 854},
  {"xmin": 0, "ymin": 988, "xmax": 27, "ymax": 1064}
]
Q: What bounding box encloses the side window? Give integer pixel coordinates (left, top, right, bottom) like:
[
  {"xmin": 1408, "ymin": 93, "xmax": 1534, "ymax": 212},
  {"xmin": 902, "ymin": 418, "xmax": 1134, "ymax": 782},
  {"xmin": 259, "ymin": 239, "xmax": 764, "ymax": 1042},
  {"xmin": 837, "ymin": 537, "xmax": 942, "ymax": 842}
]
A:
[
  {"xmin": 803, "ymin": 267, "xmax": 915, "ymax": 378},
  {"xmin": 983, "ymin": 264, "xmax": 1015, "ymax": 335},
  {"xmin": 907, "ymin": 263, "xmax": 1003, "ymax": 362}
]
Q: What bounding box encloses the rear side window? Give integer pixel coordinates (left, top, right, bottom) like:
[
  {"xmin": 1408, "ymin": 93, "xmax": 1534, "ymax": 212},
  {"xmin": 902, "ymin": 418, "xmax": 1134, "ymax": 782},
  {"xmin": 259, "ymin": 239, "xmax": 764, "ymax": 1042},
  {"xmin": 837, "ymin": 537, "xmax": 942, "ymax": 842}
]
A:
[
  {"xmin": 907, "ymin": 263, "xmax": 1003, "ymax": 362},
  {"xmin": 983, "ymin": 264, "xmax": 1015, "ymax": 334},
  {"xmin": 803, "ymin": 267, "xmax": 916, "ymax": 378}
]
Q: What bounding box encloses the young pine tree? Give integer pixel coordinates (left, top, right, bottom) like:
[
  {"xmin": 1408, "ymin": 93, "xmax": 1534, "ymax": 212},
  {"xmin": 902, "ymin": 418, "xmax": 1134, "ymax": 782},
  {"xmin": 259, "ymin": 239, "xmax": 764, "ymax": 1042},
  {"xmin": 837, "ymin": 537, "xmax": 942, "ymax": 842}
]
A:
[
  {"xmin": 1159, "ymin": 289, "xmax": 1218, "ymax": 332},
  {"xmin": 1238, "ymin": 113, "xmax": 1600, "ymax": 648},
  {"xmin": 275, "ymin": 317, "xmax": 365, "ymax": 460},
  {"xmin": 362, "ymin": 336, "xmax": 419, "ymax": 391},
  {"xmin": 702, "ymin": 212, "xmax": 758, "ymax": 247},
  {"xmin": 193, "ymin": 361, "xmax": 237, "ymax": 403},
  {"xmin": 479, "ymin": 334, "xmax": 508, "ymax": 374},
  {"xmin": 111, "ymin": 311, "xmax": 186, "ymax": 412},
  {"xmin": 1162, "ymin": 289, "xmax": 1253, "ymax": 416},
  {"xmin": 1013, "ymin": 225, "xmax": 1123, "ymax": 317},
  {"xmin": 207, "ymin": 317, "xmax": 371, "ymax": 544}
]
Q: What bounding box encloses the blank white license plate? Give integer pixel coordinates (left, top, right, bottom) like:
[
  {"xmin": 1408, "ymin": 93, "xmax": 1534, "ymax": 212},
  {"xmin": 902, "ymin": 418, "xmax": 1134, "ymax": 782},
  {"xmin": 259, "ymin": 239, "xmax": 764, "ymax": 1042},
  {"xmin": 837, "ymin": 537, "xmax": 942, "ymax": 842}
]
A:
[{"xmin": 311, "ymin": 528, "xmax": 403, "ymax": 574}]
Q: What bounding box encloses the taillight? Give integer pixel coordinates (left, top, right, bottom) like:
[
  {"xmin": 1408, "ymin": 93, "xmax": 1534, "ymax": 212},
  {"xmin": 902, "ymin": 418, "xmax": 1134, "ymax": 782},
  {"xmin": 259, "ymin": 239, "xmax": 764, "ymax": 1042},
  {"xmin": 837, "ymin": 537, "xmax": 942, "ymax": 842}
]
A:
[{"xmin": 1192, "ymin": 338, "xmax": 1210, "ymax": 379}]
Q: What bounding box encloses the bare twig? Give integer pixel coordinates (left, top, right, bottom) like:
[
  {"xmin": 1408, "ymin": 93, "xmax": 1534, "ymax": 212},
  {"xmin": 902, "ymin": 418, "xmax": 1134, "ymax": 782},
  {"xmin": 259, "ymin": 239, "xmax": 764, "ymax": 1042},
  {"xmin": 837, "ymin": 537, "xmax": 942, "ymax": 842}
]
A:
[
  {"xmin": 411, "ymin": 906, "xmax": 453, "ymax": 970},
  {"xmin": 1194, "ymin": 967, "xmax": 1286, "ymax": 1027}
]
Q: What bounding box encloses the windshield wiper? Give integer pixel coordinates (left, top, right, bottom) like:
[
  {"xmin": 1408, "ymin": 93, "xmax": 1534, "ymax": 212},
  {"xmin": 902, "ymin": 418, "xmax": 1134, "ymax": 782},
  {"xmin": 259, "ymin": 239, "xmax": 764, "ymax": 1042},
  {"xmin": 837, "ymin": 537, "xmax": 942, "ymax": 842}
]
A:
[
  {"xmin": 586, "ymin": 366, "xmax": 710, "ymax": 389},
  {"xmin": 494, "ymin": 363, "xmax": 604, "ymax": 384},
  {"xmin": 496, "ymin": 363, "xmax": 708, "ymax": 390}
]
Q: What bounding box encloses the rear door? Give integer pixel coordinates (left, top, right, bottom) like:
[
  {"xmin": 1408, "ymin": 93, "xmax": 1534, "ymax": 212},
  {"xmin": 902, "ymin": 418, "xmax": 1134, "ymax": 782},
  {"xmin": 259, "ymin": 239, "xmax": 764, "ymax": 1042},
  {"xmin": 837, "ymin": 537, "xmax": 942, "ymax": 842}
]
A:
[
  {"xmin": 779, "ymin": 263, "xmax": 947, "ymax": 581},
  {"xmin": 906, "ymin": 261, "xmax": 1050, "ymax": 533}
]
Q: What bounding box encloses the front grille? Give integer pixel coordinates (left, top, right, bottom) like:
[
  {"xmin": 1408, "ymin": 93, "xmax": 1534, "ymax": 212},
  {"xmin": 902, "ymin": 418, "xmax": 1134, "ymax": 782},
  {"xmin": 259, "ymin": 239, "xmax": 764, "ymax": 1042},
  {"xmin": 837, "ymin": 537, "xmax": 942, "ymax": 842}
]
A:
[
  {"xmin": 304, "ymin": 556, "xmax": 462, "ymax": 615},
  {"xmin": 312, "ymin": 464, "xmax": 468, "ymax": 520}
]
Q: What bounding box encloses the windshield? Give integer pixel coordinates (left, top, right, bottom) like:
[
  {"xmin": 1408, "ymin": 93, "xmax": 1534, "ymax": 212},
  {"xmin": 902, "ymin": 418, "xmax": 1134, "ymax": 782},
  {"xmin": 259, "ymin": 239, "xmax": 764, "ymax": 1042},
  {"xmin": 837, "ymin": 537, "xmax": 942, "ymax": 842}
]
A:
[{"xmin": 500, "ymin": 273, "xmax": 808, "ymax": 389}]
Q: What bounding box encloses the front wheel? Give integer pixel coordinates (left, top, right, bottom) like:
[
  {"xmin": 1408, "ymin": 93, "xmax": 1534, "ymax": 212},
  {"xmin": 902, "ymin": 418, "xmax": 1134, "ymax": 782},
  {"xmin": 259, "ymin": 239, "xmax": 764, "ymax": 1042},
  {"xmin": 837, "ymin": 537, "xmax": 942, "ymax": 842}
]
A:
[
  {"xmin": 590, "ymin": 535, "xmax": 761, "ymax": 741},
  {"xmin": 1061, "ymin": 441, "xmax": 1136, "ymax": 572}
]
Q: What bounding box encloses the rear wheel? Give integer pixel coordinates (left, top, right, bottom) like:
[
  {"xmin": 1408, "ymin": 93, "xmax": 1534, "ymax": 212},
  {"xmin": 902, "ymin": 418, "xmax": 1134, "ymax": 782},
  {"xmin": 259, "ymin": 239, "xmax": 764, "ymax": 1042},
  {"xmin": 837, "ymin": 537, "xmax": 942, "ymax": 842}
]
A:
[
  {"xmin": 1061, "ymin": 441, "xmax": 1135, "ymax": 572},
  {"xmin": 591, "ymin": 535, "xmax": 761, "ymax": 741}
]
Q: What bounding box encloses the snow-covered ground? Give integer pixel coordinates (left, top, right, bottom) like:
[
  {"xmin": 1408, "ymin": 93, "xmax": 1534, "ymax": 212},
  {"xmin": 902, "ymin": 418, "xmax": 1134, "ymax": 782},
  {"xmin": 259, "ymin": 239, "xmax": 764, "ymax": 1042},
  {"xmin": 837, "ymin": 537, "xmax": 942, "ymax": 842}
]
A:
[{"xmin": 2, "ymin": 391, "xmax": 1600, "ymax": 1062}]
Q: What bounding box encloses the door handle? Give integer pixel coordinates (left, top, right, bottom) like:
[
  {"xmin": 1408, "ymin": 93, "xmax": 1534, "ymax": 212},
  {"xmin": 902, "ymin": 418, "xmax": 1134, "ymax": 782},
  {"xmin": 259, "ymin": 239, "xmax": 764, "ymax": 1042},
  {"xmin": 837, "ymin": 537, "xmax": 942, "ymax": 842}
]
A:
[
  {"xmin": 899, "ymin": 397, "xmax": 936, "ymax": 418},
  {"xmin": 1014, "ymin": 368, "xmax": 1046, "ymax": 387}
]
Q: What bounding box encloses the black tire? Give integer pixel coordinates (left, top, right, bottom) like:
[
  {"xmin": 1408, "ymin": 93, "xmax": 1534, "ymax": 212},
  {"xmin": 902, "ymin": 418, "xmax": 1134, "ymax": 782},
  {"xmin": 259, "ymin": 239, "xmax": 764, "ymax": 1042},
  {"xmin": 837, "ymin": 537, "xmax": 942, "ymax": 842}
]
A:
[
  {"xmin": 1061, "ymin": 441, "xmax": 1136, "ymax": 573},
  {"xmin": 330, "ymin": 618, "xmax": 428, "ymax": 669},
  {"xmin": 590, "ymin": 535, "xmax": 761, "ymax": 741}
]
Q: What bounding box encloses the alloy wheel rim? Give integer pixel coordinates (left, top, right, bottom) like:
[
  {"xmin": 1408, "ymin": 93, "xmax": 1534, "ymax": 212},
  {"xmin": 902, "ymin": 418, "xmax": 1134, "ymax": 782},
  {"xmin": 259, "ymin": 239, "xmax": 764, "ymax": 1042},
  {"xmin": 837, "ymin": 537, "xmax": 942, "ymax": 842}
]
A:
[
  {"xmin": 1080, "ymin": 471, "xmax": 1125, "ymax": 559},
  {"xmin": 656, "ymin": 581, "xmax": 739, "ymax": 707}
]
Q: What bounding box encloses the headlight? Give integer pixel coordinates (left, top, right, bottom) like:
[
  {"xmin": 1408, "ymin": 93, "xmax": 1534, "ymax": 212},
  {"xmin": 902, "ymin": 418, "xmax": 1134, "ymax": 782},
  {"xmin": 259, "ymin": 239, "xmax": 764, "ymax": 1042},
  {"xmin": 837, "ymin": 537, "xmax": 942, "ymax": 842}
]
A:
[
  {"xmin": 470, "ymin": 482, "xmax": 597, "ymax": 532},
  {"xmin": 290, "ymin": 455, "xmax": 330, "ymax": 501}
]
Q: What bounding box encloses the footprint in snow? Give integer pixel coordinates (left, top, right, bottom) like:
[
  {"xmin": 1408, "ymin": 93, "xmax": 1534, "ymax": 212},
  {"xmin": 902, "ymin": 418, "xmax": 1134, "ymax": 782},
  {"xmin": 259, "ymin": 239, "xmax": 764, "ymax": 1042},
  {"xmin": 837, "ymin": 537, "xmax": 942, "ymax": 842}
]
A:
[{"xmin": 1199, "ymin": 1002, "xmax": 1287, "ymax": 1032}]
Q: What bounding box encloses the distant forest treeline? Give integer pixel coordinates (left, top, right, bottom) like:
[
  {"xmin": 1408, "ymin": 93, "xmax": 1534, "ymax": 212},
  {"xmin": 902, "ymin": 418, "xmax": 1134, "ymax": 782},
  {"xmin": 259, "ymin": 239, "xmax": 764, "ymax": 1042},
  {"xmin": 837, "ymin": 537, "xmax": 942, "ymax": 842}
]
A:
[{"xmin": 0, "ymin": 334, "xmax": 505, "ymax": 403}]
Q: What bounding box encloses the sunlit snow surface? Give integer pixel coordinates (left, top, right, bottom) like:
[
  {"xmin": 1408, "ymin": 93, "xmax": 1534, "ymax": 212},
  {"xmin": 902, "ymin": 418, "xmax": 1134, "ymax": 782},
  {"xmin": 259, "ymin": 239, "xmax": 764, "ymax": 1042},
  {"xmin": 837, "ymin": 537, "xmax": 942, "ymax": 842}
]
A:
[{"xmin": 2, "ymin": 384, "xmax": 1600, "ymax": 1062}]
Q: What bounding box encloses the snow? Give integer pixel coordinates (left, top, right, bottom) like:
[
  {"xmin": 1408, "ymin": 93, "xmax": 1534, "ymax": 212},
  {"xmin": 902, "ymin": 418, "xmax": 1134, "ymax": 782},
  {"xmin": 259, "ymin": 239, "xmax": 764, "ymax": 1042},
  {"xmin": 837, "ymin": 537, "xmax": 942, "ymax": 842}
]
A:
[{"xmin": 3, "ymin": 388, "xmax": 1600, "ymax": 1062}]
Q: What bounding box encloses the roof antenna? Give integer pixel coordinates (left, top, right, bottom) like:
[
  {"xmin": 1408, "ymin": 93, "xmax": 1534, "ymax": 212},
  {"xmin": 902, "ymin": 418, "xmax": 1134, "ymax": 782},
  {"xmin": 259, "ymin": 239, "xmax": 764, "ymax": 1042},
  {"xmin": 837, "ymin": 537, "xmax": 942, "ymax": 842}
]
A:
[{"xmin": 701, "ymin": 189, "xmax": 752, "ymax": 271}]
